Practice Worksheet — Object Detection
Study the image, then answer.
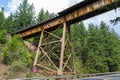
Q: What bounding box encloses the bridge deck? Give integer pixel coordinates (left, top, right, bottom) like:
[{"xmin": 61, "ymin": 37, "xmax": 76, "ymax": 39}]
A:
[{"xmin": 11, "ymin": 0, "xmax": 120, "ymax": 39}]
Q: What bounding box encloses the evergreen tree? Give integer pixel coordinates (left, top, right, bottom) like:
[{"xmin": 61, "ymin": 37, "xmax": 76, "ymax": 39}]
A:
[
  {"xmin": 37, "ymin": 8, "xmax": 54, "ymax": 22},
  {"xmin": 0, "ymin": 7, "xmax": 5, "ymax": 30},
  {"xmin": 4, "ymin": 14, "xmax": 16, "ymax": 32},
  {"xmin": 37, "ymin": 8, "xmax": 45, "ymax": 22},
  {"xmin": 84, "ymin": 22, "xmax": 120, "ymax": 73},
  {"xmin": 14, "ymin": 0, "xmax": 35, "ymax": 29},
  {"xmin": 32, "ymin": 9, "xmax": 54, "ymax": 46},
  {"xmin": 72, "ymin": 22, "xmax": 88, "ymax": 64},
  {"xmin": 72, "ymin": 22, "xmax": 88, "ymax": 73},
  {"xmin": 72, "ymin": 22, "xmax": 120, "ymax": 73},
  {"xmin": 0, "ymin": 29, "xmax": 7, "ymax": 44},
  {"xmin": 85, "ymin": 23, "xmax": 107, "ymax": 73},
  {"xmin": 99, "ymin": 22, "xmax": 120, "ymax": 72},
  {"xmin": 3, "ymin": 35, "xmax": 32, "ymax": 66}
]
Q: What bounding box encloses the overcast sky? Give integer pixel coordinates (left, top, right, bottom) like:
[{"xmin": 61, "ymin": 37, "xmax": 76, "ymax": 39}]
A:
[{"xmin": 0, "ymin": 0, "xmax": 120, "ymax": 35}]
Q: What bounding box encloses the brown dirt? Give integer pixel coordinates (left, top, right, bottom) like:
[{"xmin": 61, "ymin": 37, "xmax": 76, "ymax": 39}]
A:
[
  {"xmin": 0, "ymin": 62, "xmax": 40, "ymax": 80},
  {"xmin": 0, "ymin": 63, "xmax": 9, "ymax": 80},
  {"xmin": 0, "ymin": 62, "xmax": 30, "ymax": 80}
]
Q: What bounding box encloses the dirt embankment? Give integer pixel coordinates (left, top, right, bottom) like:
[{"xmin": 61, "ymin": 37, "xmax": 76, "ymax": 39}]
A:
[
  {"xmin": 0, "ymin": 63, "xmax": 9, "ymax": 80},
  {"xmin": 0, "ymin": 62, "xmax": 30, "ymax": 80}
]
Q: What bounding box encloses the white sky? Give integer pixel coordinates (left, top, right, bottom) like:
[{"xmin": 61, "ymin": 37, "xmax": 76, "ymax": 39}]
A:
[
  {"xmin": 28, "ymin": 0, "xmax": 69, "ymax": 15},
  {"xmin": 3, "ymin": 0, "xmax": 120, "ymax": 35},
  {"xmin": 6, "ymin": 0, "xmax": 84, "ymax": 15},
  {"xmin": 7, "ymin": 0, "xmax": 69, "ymax": 15}
]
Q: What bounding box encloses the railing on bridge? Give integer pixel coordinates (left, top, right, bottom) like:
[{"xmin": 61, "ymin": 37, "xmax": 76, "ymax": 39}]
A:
[{"xmin": 9, "ymin": 72, "xmax": 120, "ymax": 80}]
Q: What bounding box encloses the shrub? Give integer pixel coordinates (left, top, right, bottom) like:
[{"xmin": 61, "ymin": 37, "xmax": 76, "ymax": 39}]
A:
[
  {"xmin": 0, "ymin": 29, "xmax": 7, "ymax": 44},
  {"xmin": 9, "ymin": 61, "xmax": 26, "ymax": 73},
  {"xmin": 3, "ymin": 35, "xmax": 32, "ymax": 66}
]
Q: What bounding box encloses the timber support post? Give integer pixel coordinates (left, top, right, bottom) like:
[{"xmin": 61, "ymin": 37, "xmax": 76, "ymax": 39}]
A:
[
  {"xmin": 58, "ymin": 22, "xmax": 67, "ymax": 75},
  {"xmin": 33, "ymin": 31, "xmax": 44, "ymax": 72},
  {"xmin": 67, "ymin": 24, "xmax": 76, "ymax": 75}
]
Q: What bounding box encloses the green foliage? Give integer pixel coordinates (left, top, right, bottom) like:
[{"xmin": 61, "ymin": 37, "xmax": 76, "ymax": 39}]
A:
[
  {"xmin": 32, "ymin": 8, "xmax": 54, "ymax": 46},
  {"xmin": 0, "ymin": 29, "xmax": 7, "ymax": 44},
  {"xmin": 72, "ymin": 22, "xmax": 120, "ymax": 73},
  {"xmin": 4, "ymin": 14, "xmax": 16, "ymax": 32},
  {"xmin": 85, "ymin": 22, "xmax": 120, "ymax": 73},
  {"xmin": 37, "ymin": 8, "xmax": 54, "ymax": 22},
  {"xmin": 14, "ymin": 0, "xmax": 35, "ymax": 29},
  {"xmin": 3, "ymin": 35, "xmax": 32, "ymax": 66},
  {"xmin": 37, "ymin": 8, "xmax": 45, "ymax": 22},
  {"xmin": 9, "ymin": 61, "xmax": 26, "ymax": 73},
  {"xmin": 72, "ymin": 22, "xmax": 88, "ymax": 67},
  {"xmin": 0, "ymin": 8, "xmax": 5, "ymax": 30},
  {"xmin": 74, "ymin": 57, "xmax": 84, "ymax": 74}
]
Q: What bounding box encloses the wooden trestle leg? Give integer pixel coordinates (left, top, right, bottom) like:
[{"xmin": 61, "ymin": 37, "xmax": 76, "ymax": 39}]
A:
[
  {"xmin": 33, "ymin": 22, "xmax": 75, "ymax": 75},
  {"xmin": 57, "ymin": 22, "xmax": 66, "ymax": 75},
  {"xmin": 33, "ymin": 31, "xmax": 44, "ymax": 72},
  {"xmin": 67, "ymin": 25, "xmax": 76, "ymax": 75}
]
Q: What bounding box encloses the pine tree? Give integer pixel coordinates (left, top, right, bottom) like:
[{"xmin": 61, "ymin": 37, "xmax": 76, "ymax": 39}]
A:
[
  {"xmin": 99, "ymin": 22, "xmax": 120, "ymax": 72},
  {"xmin": 0, "ymin": 7, "xmax": 5, "ymax": 30},
  {"xmin": 72, "ymin": 22, "xmax": 88, "ymax": 73},
  {"xmin": 37, "ymin": 8, "xmax": 46, "ymax": 22},
  {"xmin": 72, "ymin": 22, "xmax": 88, "ymax": 64},
  {"xmin": 4, "ymin": 14, "xmax": 16, "ymax": 32},
  {"xmin": 37, "ymin": 8, "xmax": 54, "ymax": 22},
  {"xmin": 32, "ymin": 9, "xmax": 54, "ymax": 46},
  {"xmin": 14, "ymin": 0, "xmax": 35, "ymax": 29},
  {"xmin": 85, "ymin": 23, "xmax": 107, "ymax": 73},
  {"xmin": 83, "ymin": 22, "xmax": 120, "ymax": 73}
]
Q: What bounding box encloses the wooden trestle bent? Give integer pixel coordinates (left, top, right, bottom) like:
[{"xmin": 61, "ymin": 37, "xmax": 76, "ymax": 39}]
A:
[{"xmin": 33, "ymin": 23, "xmax": 75, "ymax": 75}]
